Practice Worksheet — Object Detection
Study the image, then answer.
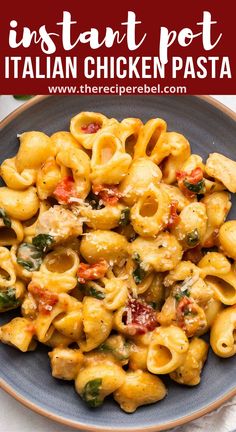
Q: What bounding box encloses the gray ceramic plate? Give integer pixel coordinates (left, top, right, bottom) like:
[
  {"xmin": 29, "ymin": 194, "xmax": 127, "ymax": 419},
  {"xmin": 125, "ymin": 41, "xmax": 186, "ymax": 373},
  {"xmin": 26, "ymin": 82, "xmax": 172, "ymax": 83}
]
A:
[{"xmin": 0, "ymin": 95, "xmax": 236, "ymax": 431}]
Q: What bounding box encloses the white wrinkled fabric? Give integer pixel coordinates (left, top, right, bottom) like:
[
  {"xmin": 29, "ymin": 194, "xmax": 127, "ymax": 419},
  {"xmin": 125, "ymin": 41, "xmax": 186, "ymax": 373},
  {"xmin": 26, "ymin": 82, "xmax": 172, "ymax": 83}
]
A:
[{"xmin": 172, "ymin": 396, "xmax": 236, "ymax": 432}]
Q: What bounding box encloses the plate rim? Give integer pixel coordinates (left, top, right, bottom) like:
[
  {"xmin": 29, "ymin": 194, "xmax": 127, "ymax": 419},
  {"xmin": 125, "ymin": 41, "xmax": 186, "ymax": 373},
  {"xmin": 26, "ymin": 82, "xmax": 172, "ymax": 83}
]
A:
[
  {"xmin": 0, "ymin": 94, "xmax": 236, "ymax": 432},
  {"xmin": 1, "ymin": 378, "xmax": 235, "ymax": 432},
  {"xmin": 1, "ymin": 95, "xmax": 236, "ymax": 129}
]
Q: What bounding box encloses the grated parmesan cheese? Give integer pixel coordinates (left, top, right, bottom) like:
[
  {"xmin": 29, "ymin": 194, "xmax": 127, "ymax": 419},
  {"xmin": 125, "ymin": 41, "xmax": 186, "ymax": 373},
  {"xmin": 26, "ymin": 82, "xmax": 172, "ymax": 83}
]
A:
[{"xmin": 180, "ymin": 274, "xmax": 199, "ymax": 292}]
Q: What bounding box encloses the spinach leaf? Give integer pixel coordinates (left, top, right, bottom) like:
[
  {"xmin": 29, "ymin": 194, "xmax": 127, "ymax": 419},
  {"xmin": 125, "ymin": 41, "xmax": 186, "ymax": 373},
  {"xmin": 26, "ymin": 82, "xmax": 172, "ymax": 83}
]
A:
[
  {"xmin": 0, "ymin": 287, "xmax": 21, "ymax": 312},
  {"xmin": 78, "ymin": 283, "xmax": 105, "ymax": 299},
  {"xmin": 86, "ymin": 192, "xmax": 104, "ymax": 210},
  {"xmin": 87, "ymin": 287, "xmax": 105, "ymax": 300},
  {"xmin": 132, "ymin": 252, "xmax": 146, "ymax": 285},
  {"xmin": 98, "ymin": 342, "xmax": 113, "ymax": 354},
  {"xmin": 132, "ymin": 252, "xmax": 141, "ymax": 263},
  {"xmin": 32, "ymin": 234, "xmax": 54, "ymax": 252},
  {"xmin": 186, "ymin": 229, "xmax": 200, "ymax": 247},
  {"xmin": 13, "ymin": 95, "xmax": 34, "ymax": 100},
  {"xmin": 119, "ymin": 208, "xmax": 130, "ymax": 227},
  {"xmin": 174, "ymin": 289, "xmax": 190, "ymax": 302},
  {"xmin": 133, "ymin": 266, "xmax": 146, "ymax": 284},
  {"xmin": 17, "ymin": 243, "xmax": 43, "ymax": 271},
  {"xmin": 98, "ymin": 340, "xmax": 131, "ymax": 361},
  {"xmin": 132, "ymin": 253, "xmax": 146, "ymax": 284},
  {"xmin": 0, "ymin": 208, "xmax": 11, "ymax": 228},
  {"xmin": 77, "ymin": 282, "xmax": 87, "ymax": 291},
  {"xmin": 82, "ymin": 378, "xmax": 103, "ymax": 408},
  {"xmin": 183, "ymin": 179, "xmax": 205, "ymax": 194}
]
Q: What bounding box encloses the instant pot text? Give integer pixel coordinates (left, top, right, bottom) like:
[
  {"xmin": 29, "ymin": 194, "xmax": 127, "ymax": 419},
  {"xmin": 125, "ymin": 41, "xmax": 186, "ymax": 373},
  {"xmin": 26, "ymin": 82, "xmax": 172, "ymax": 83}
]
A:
[{"xmin": 3, "ymin": 10, "xmax": 232, "ymax": 80}]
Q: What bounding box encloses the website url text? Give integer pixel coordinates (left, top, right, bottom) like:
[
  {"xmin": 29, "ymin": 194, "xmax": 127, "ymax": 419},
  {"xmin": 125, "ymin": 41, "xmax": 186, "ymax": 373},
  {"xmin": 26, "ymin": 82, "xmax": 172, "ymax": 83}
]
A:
[{"xmin": 48, "ymin": 84, "xmax": 187, "ymax": 96}]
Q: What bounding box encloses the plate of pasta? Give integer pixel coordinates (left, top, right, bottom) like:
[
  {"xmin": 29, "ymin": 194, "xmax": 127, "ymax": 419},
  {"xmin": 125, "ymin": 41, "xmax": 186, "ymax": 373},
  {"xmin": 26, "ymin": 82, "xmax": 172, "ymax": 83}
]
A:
[{"xmin": 0, "ymin": 95, "xmax": 236, "ymax": 432}]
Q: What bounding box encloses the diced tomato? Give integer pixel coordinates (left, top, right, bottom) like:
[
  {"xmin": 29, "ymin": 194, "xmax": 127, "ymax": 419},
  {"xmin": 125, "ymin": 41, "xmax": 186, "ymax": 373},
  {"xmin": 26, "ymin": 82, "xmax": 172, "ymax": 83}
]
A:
[
  {"xmin": 167, "ymin": 200, "xmax": 180, "ymax": 228},
  {"xmin": 188, "ymin": 167, "xmax": 203, "ymax": 183},
  {"xmin": 28, "ymin": 283, "xmax": 58, "ymax": 315},
  {"xmin": 53, "ymin": 176, "xmax": 76, "ymax": 204},
  {"xmin": 92, "ymin": 184, "xmax": 122, "ymax": 206},
  {"xmin": 77, "ymin": 260, "xmax": 109, "ymax": 284},
  {"xmin": 176, "ymin": 167, "xmax": 204, "ymax": 198},
  {"xmin": 176, "ymin": 296, "xmax": 192, "ymax": 328},
  {"xmin": 123, "ymin": 298, "xmax": 158, "ymax": 335},
  {"xmin": 176, "ymin": 167, "xmax": 203, "ymax": 185},
  {"xmin": 81, "ymin": 123, "xmax": 101, "ymax": 134}
]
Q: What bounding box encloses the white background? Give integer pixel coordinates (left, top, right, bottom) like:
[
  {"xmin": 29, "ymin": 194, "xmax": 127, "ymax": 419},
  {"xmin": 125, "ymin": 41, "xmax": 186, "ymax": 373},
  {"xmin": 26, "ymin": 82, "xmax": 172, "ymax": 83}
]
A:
[{"xmin": 0, "ymin": 95, "xmax": 235, "ymax": 432}]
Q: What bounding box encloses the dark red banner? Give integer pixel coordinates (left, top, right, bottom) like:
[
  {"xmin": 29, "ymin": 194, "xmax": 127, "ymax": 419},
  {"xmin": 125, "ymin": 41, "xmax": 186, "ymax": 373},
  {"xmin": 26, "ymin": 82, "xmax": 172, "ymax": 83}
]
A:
[{"xmin": 0, "ymin": 0, "xmax": 235, "ymax": 94}]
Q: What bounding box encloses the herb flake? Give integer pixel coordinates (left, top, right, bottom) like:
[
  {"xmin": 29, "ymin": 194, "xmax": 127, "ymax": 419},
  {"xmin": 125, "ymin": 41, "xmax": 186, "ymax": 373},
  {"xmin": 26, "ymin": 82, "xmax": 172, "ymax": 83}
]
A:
[
  {"xmin": 183, "ymin": 179, "xmax": 205, "ymax": 194},
  {"xmin": 86, "ymin": 192, "xmax": 104, "ymax": 210},
  {"xmin": 98, "ymin": 340, "xmax": 131, "ymax": 360},
  {"xmin": 175, "ymin": 289, "xmax": 190, "ymax": 302},
  {"xmin": 0, "ymin": 287, "xmax": 20, "ymax": 312},
  {"xmin": 32, "ymin": 234, "xmax": 54, "ymax": 252},
  {"xmin": 0, "ymin": 208, "xmax": 11, "ymax": 228},
  {"xmin": 186, "ymin": 229, "xmax": 200, "ymax": 247},
  {"xmin": 82, "ymin": 378, "xmax": 103, "ymax": 408},
  {"xmin": 119, "ymin": 208, "xmax": 130, "ymax": 227},
  {"xmin": 132, "ymin": 253, "xmax": 146, "ymax": 284},
  {"xmin": 17, "ymin": 243, "xmax": 43, "ymax": 272},
  {"xmin": 133, "ymin": 266, "xmax": 146, "ymax": 284},
  {"xmin": 13, "ymin": 95, "xmax": 34, "ymax": 100},
  {"xmin": 87, "ymin": 287, "xmax": 105, "ymax": 299}
]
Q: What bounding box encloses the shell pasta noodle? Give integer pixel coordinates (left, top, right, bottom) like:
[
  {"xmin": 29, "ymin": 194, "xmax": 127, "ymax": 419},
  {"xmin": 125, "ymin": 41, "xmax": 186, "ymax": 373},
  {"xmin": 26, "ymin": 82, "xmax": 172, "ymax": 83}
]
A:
[{"xmin": 1, "ymin": 110, "xmax": 236, "ymax": 414}]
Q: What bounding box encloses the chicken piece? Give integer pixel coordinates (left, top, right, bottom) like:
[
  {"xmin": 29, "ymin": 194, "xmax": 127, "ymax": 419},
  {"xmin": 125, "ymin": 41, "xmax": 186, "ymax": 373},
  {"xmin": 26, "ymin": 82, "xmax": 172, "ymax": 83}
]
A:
[
  {"xmin": 49, "ymin": 347, "xmax": 84, "ymax": 380},
  {"xmin": 157, "ymin": 293, "xmax": 208, "ymax": 338},
  {"xmin": 205, "ymin": 153, "xmax": 236, "ymax": 193},
  {"xmin": 35, "ymin": 205, "xmax": 82, "ymax": 243}
]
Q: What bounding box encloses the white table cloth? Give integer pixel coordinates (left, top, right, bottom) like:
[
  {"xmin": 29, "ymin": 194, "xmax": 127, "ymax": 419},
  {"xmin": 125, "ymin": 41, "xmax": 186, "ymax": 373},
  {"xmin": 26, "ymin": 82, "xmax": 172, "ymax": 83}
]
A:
[{"xmin": 0, "ymin": 95, "xmax": 235, "ymax": 432}]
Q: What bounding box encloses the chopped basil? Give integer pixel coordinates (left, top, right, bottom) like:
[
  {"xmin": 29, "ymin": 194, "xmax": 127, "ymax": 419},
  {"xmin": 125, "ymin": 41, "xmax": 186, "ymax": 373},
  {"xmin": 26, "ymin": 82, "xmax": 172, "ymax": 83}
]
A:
[
  {"xmin": 17, "ymin": 243, "xmax": 43, "ymax": 271},
  {"xmin": 132, "ymin": 252, "xmax": 141, "ymax": 263},
  {"xmin": 0, "ymin": 208, "xmax": 11, "ymax": 228},
  {"xmin": 149, "ymin": 301, "xmax": 159, "ymax": 310},
  {"xmin": 82, "ymin": 378, "xmax": 103, "ymax": 408},
  {"xmin": 123, "ymin": 341, "xmax": 132, "ymax": 360},
  {"xmin": 87, "ymin": 287, "xmax": 105, "ymax": 299},
  {"xmin": 175, "ymin": 289, "xmax": 190, "ymax": 302},
  {"xmin": 98, "ymin": 340, "xmax": 131, "ymax": 361},
  {"xmin": 132, "ymin": 253, "xmax": 146, "ymax": 284},
  {"xmin": 183, "ymin": 179, "xmax": 205, "ymax": 194},
  {"xmin": 78, "ymin": 283, "xmax": 105, "ymax": 299},
  {"xmin": 98, "ymin": 342, "xmax": 113, "ymax": 353},
  {"xmin": 133, "ymin": 266, "xmax": 146, "ymax": 284},
  {"xmin": 184, "ymin": 309, "xmax": 194, "ymax": 316},
  {"xmin": 86, "ymin": 192, "xmax": 104, "ymax": 210},
  {"xmin": 0, "ymin": 287, "xmax": 21, "ymax": 312},
  {"xmin": 119, "ymin": 208, "xmax": 130, "ymax": 227},
  {"xmin": 186, "ymin": 229, "xmax": 200, "ymax": 247},
  {"xmin": 32, "ymin": 234, "xmax": 54, "ymax": 252},
  {"xmin": 13, "ymin": 95, "xmax": 34, "ymax": 100}
]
